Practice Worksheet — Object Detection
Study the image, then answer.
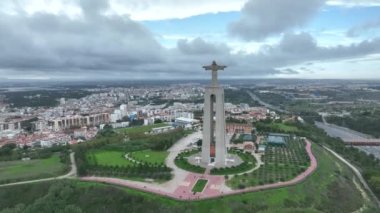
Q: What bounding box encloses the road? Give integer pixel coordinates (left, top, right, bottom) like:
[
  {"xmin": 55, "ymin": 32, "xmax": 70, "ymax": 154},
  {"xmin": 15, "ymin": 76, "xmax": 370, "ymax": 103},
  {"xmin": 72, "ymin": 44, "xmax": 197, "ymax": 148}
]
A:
[
  {"xmin": 315, "ymin": 121, "xmax": 370, "ymax": 141},
  {"xmin": 0, "ymin": 152, "xmax": 77, "ymax": 188},
  {"xmin": 322, "ymin": 145, "xmax": 380, "ymax": 208},
  {"xmin": 318, "ymin": 114, "xmax": 371, "ymax": 140},
  {"xmin": 246, "ymin": 90, "xmax": 289, "ymax": 113}
]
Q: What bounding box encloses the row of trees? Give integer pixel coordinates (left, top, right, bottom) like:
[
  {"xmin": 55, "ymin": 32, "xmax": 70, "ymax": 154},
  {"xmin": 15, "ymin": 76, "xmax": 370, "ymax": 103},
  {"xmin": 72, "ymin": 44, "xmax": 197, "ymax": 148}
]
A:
[
  {"xmin": 264, "ymin": 139, "xmax": 309, "ymax": 166},
  {"xmin": 86, "ymin": 164, "xmax": 172, "ymax": 180},
  {"xmin": 174, "ymin": 149, "xmax": 205, "ymax": 173}
]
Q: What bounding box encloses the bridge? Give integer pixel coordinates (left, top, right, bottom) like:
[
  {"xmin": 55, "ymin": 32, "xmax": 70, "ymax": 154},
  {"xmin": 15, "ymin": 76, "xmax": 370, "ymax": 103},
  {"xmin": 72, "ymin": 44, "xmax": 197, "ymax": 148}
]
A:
[{"xmin": 344, "ymin": 139, "xmax": 380, "ymax": 146}]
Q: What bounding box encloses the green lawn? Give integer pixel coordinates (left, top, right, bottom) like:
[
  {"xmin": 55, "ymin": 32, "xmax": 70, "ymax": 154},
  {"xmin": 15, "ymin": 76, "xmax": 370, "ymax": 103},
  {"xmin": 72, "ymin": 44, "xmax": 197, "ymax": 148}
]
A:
[
  {"xmin": 118, "ymin": 123, "xmax": 169, "ymax": 135},
  {"xmin": 192, "ymin": 179, "xmax": 208, "ymax": 193},
  {"xmin": 129, "ymin": 150, "xmax": 168, "ymax": 164},
  {"xmin": 87, "ymin": 150, "xmax": 133, "ymax": 166},
  {"xmin": 0, "ymin": 154, "xmax": 67, "ymax": 184},
  {"xmin": 271, "ymin": 123, "xmax": 299, "ymax": 132}
]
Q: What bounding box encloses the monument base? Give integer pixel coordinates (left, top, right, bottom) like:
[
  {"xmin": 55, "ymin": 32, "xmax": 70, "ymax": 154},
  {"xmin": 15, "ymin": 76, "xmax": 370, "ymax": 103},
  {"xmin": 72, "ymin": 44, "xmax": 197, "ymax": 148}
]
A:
[{"xmin": 188, "ymin": 153, "xmax": 243, "ymax": 168}]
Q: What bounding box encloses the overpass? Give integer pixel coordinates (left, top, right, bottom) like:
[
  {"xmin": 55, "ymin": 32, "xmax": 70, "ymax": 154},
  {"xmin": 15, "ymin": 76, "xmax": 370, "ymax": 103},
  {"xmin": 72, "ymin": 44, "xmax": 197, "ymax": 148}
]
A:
[{"xmin": 344, "ymin": 139, "xmax": 380, "ymax": 146}]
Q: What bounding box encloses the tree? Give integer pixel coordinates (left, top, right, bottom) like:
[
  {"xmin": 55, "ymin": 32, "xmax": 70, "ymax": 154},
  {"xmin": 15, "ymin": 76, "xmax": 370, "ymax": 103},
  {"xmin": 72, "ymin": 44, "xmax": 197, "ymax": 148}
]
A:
[
  {"xmin": 154, "ymin": 119, "xmax": 163, "ymax": 124},
  {"xmin": 0, "ymin": 143, "xmax": 17, "ymax": 156}
]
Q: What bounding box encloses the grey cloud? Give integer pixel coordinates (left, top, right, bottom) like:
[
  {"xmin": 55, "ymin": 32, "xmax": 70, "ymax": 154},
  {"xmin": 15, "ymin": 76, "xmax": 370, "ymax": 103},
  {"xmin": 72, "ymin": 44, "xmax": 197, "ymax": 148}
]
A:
[
  {"xmin": 279, "ymin": 68, "xmax": 299, "ymax": 74},
  {"xmin": 0, "ymin": 0, "xmax": 379, "ymax": 79},
  {"xmin": 79, "ymin": 0, "xmax": 109, "ymax": 17},
  {"xmin": 0, "ymin": 2, "xmax": 164, "ymax": 75},
  {"xmin": 347, "ymin": 18, "xmax": 380, "ymax": 37},
  {"xmin": 228, "ymin": 0, "xmax": 325, "ymax": 41},
  {"xmin": 250, "ymin": 32, "xmax": 380, "ymax": 69},
  {"xmin": 177, "ymin": 38, "xmax": 230, "ymax": 55},
  {"xmin": 278, "ymin": 33, "xmax": 317, "ymax": 53}
]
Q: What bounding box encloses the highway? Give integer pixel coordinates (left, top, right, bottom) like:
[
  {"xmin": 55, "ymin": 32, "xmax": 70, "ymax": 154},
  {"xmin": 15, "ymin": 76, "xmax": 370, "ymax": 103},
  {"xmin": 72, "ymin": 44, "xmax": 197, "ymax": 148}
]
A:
[
  {"xmin": 246, "ymin": 90, "xmax": 289, "ymax": 114},
  {"xmin": 315, "ymin": 121, "xmax": 370, "ymax": 142}
]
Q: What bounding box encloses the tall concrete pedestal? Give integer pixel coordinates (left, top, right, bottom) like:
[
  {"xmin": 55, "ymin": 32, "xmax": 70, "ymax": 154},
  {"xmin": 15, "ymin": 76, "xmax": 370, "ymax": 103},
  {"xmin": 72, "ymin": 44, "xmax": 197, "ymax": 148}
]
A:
[{"xmin": 201, "ymin": 61, "xmax": 227, "ymax": 167}]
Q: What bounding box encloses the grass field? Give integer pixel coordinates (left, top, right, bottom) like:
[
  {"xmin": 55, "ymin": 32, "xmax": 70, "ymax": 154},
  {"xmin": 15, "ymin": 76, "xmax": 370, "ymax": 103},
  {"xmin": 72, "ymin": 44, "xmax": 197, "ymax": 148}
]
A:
[
  {"xmin": 87, "ymin": 150, "xmax": 133, "ymax": 166},
  {"xmin": 192, "ymin": 179, "xmax": 208, "ymax": 193},
  {"xmin": 271, "ymin": 123, "xmax": 300, "ymax": 132},
  {"xmin": 129, "ymin": 150, "xmax": 168, "ymax": 164},
  {"xmin": 118, "ymin": 123, "xmax": 169, "ymax": 135},
  {"xmin": 0, "ymin": 154, "xmax": 67, "ymax": 184}
]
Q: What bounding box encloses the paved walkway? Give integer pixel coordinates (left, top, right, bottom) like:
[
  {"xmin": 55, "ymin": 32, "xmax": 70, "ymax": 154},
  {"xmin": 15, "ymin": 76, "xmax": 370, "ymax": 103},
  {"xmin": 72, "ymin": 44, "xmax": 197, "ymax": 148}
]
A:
[
  {"xmin": 124, "ymin": 153, "xmax": 141, "ymax": 164},
  {"xmin": 0, "ymin": 152, "xmax": 77, "ymax": 188},
  {"xmin": 80, "ymin": 137, "xmax": 318, "ymax": 200},
  {"xmin": 227, "ymin": 151, "xmax": 262, "ymax": 178}
]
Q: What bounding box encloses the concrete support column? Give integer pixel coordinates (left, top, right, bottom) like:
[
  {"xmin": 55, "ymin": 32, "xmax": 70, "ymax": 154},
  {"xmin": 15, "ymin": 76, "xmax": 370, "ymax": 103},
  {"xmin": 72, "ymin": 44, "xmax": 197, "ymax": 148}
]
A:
[
  {"xmin": 215, "ymin": 88, "xmax": 226, "ymax": 166},
  {"xmin": 54, "ymin": 120, "xmax": 59, "ymax": 131},
  {"xmin": 202, "ymin": 89, "xmax": 212, "ymax": 164}
]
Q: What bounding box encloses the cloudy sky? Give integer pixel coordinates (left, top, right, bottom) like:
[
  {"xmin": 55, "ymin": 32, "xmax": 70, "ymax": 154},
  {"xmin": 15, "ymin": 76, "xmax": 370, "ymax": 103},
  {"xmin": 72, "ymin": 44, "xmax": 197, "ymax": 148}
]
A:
[{"xmin": 0, "ymin": 0, "xmax": 380, "ymax": 80}]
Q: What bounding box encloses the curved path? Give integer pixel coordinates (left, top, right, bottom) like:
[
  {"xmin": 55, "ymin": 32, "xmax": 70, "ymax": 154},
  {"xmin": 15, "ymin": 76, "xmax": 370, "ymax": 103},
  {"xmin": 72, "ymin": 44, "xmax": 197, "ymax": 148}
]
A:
[
  {"xmin": 80, "ymin": 136, "xmax": 317, "ymax": 200},
  {"xmin": 0, "ymin": 152, "xmax": 77, "ymax": 188},
  {"xmin": 235, "ymin": 152, "xmax": 263, "ymax": 176}
]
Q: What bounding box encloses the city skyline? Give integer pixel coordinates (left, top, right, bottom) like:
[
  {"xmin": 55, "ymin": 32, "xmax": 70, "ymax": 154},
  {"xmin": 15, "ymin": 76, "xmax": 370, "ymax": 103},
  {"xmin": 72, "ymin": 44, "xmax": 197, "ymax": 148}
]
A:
[{"xmin": 0, "ymin": 0, "xmax": 379, "ymax": 80}]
